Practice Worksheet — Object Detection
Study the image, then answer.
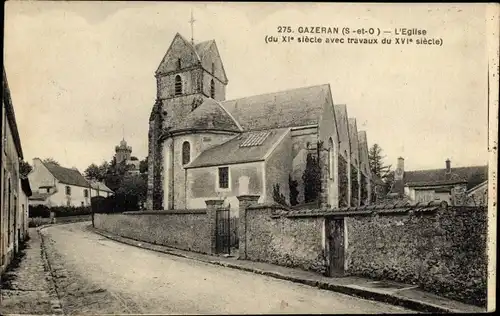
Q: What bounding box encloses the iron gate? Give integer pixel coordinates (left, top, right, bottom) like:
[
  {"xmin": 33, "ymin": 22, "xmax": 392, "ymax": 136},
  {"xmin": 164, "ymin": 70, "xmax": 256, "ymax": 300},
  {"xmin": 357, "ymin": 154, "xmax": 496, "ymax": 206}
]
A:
[{"xmin": 216, "ymin": 209, "xmax": 231, "ymax": 255}]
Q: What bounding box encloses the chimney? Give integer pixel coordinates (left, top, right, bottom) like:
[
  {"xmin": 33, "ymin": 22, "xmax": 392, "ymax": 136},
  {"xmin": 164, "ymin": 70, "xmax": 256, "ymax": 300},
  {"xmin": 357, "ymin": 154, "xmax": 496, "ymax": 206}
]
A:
[
  {"xmin": 397, "ymin": 157, "xmax": 404, "ymax": 172},
  {"xmin": 33, "ymin": 157, "xmax": 42, "ymax": 167},
  {"xmin": 445, "ymin": 159, "xmax": 451, "ymax": 173}
]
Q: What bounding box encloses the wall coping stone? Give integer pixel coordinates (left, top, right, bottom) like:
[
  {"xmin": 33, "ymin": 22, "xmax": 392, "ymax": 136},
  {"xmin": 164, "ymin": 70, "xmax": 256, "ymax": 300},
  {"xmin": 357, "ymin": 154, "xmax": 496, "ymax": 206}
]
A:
[
  {"xmin": 269, "ymin": 202, "xmax": 455, "ymax": 218},
  {"xmin": 247, "ymin": 202, "xmax": 292, "ymax": 212},
  {"xmin": 124, "ymin": 209, "xmax": 208, "ymax": 215},
  {"xmin": 205, "ymin": 199, "xmax": 225, "ymax": 207}
]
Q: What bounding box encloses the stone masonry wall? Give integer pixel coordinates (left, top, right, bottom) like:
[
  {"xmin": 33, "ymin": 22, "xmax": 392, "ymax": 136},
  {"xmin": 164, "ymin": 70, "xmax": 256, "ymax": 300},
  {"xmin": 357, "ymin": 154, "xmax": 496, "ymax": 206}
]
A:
[
  {"xmin": 244, "ymin": 205, "xmax": 326, "ymax": 274},
  {"xmin": 94, "ymin": 211, "xmax": 211, "ymax": 254},
  {"xmin": 344, "ymin": 206, "xmax": 487, "ymax": 307},
  {"xmin": 241, "ymin": 201, "xmax": 487, "ymax": 307}
]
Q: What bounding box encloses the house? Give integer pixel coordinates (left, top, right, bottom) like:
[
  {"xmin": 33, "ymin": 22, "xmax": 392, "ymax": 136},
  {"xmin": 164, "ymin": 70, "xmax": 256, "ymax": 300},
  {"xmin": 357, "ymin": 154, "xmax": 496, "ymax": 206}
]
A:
[
  {"xmin": 90, "ymin": 180, "xmax": 114, "ymax": 198},
  {"xmin": 1, "ymin": 66, "xmax": 31, "ymax": 273},
  {"xmin": 145, "ymin": 33, "xmax": 373, "ymax": 215},
  {"xmin": 390, "ymin": 157, "xmax": 488, "ymax": 205},
  {"xmin": 28, "ymin": 158, "xmax": 93, "ymax": 207}
]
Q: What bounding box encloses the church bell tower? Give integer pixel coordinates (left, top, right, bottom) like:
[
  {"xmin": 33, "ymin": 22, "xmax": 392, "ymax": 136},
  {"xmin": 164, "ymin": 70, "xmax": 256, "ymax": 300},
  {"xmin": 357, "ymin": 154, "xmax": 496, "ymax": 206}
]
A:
[{"xmin": 146, "ymin": 27, "xmax": 229, "ymax": 210}]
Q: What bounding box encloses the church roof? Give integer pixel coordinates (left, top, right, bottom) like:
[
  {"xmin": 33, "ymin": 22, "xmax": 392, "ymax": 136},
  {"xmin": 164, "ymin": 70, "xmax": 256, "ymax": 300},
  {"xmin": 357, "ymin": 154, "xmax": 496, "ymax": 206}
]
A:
[
  {"xmin": 221, "ymin": 84, "xmax": 332, "ymax": 131},
  {"xmin": 194, "ymin": 40, "xmax": 215, "ymax": 59},
  {"xmin": 43, "ymin": 162, "xmax": 90, "ymax": 188},
  {"xmin": 186, "ymin": 128, "xmax": 290, "ymax": 168},
  {"xmin": 170, "ymin": 98, "xmax": 241, "ymax": 133}
]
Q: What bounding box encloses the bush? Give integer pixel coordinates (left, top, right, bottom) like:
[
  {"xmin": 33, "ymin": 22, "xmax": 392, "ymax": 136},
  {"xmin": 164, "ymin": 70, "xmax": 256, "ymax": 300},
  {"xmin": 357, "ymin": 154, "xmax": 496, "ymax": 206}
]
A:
[
  {"xmin": 91, "ymin": 193, "xmax": 139, "ymax": 214},
  {"xmin": 28, "ymin": 217, "xmax": 50, "ymax": 227}
]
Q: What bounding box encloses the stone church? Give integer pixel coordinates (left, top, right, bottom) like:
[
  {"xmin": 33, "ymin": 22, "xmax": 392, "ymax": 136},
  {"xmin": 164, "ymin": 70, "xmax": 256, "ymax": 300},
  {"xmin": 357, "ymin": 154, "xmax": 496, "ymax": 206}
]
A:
[{"xmin": 146, "ymin": 33, "xmax": 373, "ymax": 214}]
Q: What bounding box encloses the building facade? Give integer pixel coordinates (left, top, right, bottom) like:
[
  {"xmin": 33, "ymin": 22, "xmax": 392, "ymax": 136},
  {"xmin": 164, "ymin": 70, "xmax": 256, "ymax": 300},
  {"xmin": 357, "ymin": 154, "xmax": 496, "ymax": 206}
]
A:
[
  {"xmin": 28, "ymin": 158, "xmax": 93, "ymax": 207},
  {"xmin": 146, "ymin": 33, "xmax": 374, "ymax": 214},
  {"xmin": 1, "ymin": 67, "xmax": 31, "ymax": 274}
]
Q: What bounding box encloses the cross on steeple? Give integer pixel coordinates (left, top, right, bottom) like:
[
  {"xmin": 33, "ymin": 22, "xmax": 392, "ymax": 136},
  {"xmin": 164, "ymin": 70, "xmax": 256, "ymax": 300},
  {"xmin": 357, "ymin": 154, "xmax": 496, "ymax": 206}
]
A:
[{"xmin": 189, "ymin": 9, "xmax": 196, "ymax": 44}]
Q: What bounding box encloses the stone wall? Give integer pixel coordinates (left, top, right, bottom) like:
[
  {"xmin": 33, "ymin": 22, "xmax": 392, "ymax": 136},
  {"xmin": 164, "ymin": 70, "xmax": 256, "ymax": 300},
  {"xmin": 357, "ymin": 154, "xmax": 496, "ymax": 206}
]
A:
[
  {"xmin": 343, "ymin": 205, "xmax": 487, "ymax": 307},
  {"xmin": 242, "ymin": 203, "xmax": 326, "ymax": 274},
  {"xmin": 239, "ymin": 198, "xmax": 487, "ymax": 307},
  {"xmin": 94, "ymin": 210, "xmax": 212, "ymax": 254}
]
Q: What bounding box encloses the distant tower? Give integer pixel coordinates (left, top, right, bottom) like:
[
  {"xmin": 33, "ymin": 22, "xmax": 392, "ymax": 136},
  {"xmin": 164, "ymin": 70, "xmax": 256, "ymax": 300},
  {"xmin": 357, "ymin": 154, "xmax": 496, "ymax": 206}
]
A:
[{"xmin": 115, "ymin": 139, "xmax": 132, "ymax": 164}]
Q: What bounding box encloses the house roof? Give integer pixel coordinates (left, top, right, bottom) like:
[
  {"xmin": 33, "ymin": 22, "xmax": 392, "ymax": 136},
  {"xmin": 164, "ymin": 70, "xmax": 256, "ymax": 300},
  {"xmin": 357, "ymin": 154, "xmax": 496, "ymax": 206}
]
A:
[
  {"xmin": 43, "ymin": 162, "xmax": 90, "ymax": 188},
  {"xmin": 90, "ymin": 181, "xmax": 114, "ymax": 193},
  {"xmin": 29, "ymin": 191, "xmax": 54, "ymax": 201},
  {"xmin": 186, "ymin": 128, "xmax": 290, "ymax": 168},
  {"xmin": 169, "ymin": 99, "xmax": 241, "ymax": 133},
  {"xmin": 21, "ymin": 177, "xmax": 32, "ymax": 196},
  {"xmin": 221, "ymin": 84, "xmax": 331, "ymax": 131},
  {"xmin": 402, "ymin": 165, "xmax": 488, "ymax": 191},
  {"xmin": 3, "ymin": 66, "xmax": 23, "ymax": 159}
]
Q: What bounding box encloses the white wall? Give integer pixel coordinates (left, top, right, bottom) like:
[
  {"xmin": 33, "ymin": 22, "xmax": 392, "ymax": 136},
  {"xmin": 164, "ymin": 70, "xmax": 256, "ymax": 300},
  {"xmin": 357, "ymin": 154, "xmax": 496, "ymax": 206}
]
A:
[{"xmin": 48, "ymin": 183, "xmax": 91, "ymax": 207}]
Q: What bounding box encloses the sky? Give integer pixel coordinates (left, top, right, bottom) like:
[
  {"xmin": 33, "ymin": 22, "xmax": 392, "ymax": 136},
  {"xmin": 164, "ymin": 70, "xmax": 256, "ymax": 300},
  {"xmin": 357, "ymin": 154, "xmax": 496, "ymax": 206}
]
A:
[{"xmin": 4, "ymin": 2, "xmax": 491, "ymax": 172}]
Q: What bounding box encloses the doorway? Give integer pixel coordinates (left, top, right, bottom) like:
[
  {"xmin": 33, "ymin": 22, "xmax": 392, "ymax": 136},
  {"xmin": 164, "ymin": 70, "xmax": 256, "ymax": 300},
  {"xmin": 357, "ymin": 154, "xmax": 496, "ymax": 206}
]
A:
[{"xmin": 327, "ymin": 218, "xmax": 345, "ymax": 276}]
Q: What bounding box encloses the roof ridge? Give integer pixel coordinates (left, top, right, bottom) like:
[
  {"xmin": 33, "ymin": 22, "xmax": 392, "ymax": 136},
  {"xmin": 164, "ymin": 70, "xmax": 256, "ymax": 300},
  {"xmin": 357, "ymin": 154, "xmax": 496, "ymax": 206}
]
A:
[
  {"xmin": 215, "ymin": 100, "xmax": 243, "ymax": 131},
  {"xmin": 223, "ymin": 83, "xmax": 330, "ymax": 104},
  {"xmin": 406, "ymin": 165, "xmax": 488, "ymax": 173}
]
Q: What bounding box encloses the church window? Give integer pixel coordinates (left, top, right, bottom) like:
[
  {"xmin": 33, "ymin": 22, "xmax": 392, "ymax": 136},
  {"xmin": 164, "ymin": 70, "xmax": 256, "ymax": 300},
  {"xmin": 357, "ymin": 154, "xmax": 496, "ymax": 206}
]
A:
[
  {"xmin": 210, "ymin": 79, "xmax": 215, "ymax": 98},
  {"xmin": 175, "ymin": 75, "xmax": 182, "ymax": 96},
  {"xmin": 328, "ymin": 138, "xmax": 334, "ymax": 180},
  {"xmin": 211, "ymin": 62, "xmax": 215, "ymax": 74},
  {"xmin": 177, "ymin": 58, "xmax": 181, "ymax": 69},
  {"xmin": 84, "ymin": 189, "xmax": 89, "ymax": 198},
  {"xmin": 182, "ymin": 141, "xmax": 191, "ymax": 165},
  {"xmin": 65, "ymin": 186, "xmax": 71, "ymax": 196},
  {"xmin": 218, "ymin": 167, "xmax": 229, "ymax": 189}
]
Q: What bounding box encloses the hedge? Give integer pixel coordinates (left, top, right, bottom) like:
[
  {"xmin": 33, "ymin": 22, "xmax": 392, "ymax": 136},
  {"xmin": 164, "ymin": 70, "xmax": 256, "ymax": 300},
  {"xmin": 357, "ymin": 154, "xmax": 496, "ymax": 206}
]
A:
[
  {"xmin": 29, "ymin": 205, "xmax": 92, "ymax": 218},
  {"xmin": 91, "ymin": 193, "xmax": 139, "ymax": 214}
]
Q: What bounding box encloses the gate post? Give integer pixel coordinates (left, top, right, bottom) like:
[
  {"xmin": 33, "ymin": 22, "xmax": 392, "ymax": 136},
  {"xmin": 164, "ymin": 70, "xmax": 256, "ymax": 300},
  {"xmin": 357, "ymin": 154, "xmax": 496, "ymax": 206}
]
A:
[
  {"xmin": 237, "ymin": 195, "xmax": 260, "ymax": 260},
  {"xmin": 205, "ymin": 199, "xmax": 224, "ymax": 255}
]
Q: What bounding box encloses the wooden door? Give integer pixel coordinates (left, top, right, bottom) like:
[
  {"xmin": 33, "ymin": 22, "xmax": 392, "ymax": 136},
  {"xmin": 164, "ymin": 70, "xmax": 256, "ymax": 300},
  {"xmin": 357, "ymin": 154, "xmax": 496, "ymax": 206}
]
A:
[{"xmin": 328, "ymin": 218, "xmax": 345, "ymax": 276}]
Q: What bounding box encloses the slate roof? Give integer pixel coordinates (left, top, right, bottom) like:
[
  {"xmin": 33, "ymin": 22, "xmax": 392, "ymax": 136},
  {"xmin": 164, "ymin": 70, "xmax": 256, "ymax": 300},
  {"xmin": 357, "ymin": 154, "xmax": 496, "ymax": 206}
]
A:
[
  {"xmin": 194, "ymin": 40, "xmax": 214, "ymax": 59},
  {"xmin": 401, "ymin": 165, "xmax": 488, "ymax": 191},
  {"xmin": 90, "ymin": 181, "xmax": 114, "ymax": 193},
  {"xmin": 43, "ymin": 163, "xmax": 90, "ymax": 188},
  {"xmin": 29, "ymin": 191, "xmax": 54, "ymax": 201},
  {"xmin": 334, "ymin": 104, "xmax": 350, "ymax": 143},
  {"xmin": 170, "ymin": 99, "xmax": 241, "ymax": 133},
  {"xmin": 186, "ymin": 128, "xmax": 290, "ymax": 168},
  {"xmin": 221, "ymin": 84, "xmax": 331, "ymax": 131}
]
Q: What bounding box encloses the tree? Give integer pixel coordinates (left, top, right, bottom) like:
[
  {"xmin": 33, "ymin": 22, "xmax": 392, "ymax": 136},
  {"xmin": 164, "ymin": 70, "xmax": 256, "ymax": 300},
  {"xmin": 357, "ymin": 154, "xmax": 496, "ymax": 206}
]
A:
[
  {"xmin": 369, "ymin": 144, "xmax": 394, "ymax": 196},
  {"xmin": 43, "ymin": 157, "xmax": 60, "ymax": 165},
  {"xmin": 19, "ymin": 160, "xmax": 32, "ymax": 178},
  {"xmin": 84, "ymin": 162, "xmax": 108, "ymax": 182},
  {"xmin": 116, "ymin": 173, "xmax": 148, "ymax": 208},
  {"xmin": 139, "ymin": 157, "xmax": 148, "ymax": 174},
  {"xmin": 302, "ymin": 142, "xmax": 323, "ymax": 204},
  {"xmin": 368, "ymin": 144, "xmax": 392, "ymax": 180}
]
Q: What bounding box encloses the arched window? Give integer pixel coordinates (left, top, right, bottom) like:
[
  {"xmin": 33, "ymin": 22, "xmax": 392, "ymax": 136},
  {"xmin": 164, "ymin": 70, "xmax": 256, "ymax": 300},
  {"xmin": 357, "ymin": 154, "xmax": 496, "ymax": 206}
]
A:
[
  {"xmin": 182, "ymin": 141, "xmax": 191, "ymax": 165},
  {"xmin": 177, "ymin": 58, "xmax": 181, "ymax": 69},
  {"xmin": 174, "ymin": 75, "xmax": 182, "ymax": 96},
  {"xmin": 210, "ymin": 79, "xmax": 215, "ymax": 98},
  {"xmin": 328, "ymin": 138, "xmax": 334, "ymax": 180}
]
